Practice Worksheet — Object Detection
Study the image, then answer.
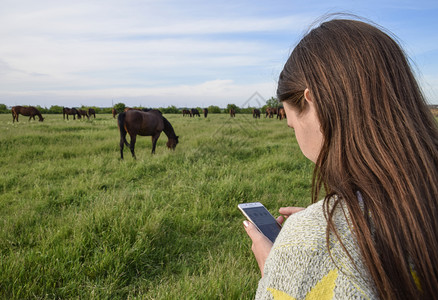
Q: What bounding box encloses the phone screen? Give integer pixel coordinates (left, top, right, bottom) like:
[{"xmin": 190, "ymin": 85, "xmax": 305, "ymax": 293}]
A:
[{"xmin": 238, "ymin": 202, "xmax": 281, "ymax": 243}]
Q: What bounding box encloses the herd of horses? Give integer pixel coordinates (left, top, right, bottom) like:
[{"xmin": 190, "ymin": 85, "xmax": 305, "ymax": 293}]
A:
[
  {"xmin": 265, "ymin": 107, "xmax": 286, "ymax": 120},
  {"xmin": 11, "ymin": 106, "xmax": 96, "ymax": 122},
  {"xmin": 63, "ymin": 107, "xmax": 96, "ymax": 120},
  {"xmin": 182, "ymin": 108, "xmax": 207, "ymax": 118},
  {"xmin": 10, "ymin": 104, "xmax": 285, "ymax": 159}
]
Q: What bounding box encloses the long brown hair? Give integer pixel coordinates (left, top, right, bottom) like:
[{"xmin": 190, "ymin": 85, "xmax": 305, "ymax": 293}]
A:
[{"xmin": 278, "ymin": 18, "xmax": 438, "ymax": 299}]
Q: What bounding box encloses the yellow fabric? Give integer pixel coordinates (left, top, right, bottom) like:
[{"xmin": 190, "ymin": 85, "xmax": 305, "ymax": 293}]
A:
[
  {"xmin": 267, "ymin": 269, "xmax": 338, "ymax": 300},
  {"xmin": 266, "ymin": 288, "xmax": 295, "ymax": 300}
]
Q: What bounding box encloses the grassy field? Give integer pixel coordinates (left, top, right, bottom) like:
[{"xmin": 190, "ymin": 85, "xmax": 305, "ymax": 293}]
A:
[{"xmin": 0, "ymin": 113, "xmax": 314, "ymax": 299}]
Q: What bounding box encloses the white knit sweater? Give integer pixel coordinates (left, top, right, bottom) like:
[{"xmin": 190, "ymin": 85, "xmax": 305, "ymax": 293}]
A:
[{"xmin": 255, "ymin": 199, "xmax": 379, "ymax": 300}]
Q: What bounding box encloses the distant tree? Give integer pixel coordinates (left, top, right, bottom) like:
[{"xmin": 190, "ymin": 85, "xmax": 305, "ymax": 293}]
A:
[
  {"xmin": 100, "ymin": 107, "xmax": 113, "ymax": 114},
  {"xmin": 266, "ymin": 97, "xmax": 279, "ymax": 108},
  {"xmin": 113, "ymin": 103, "xmax": 126, "ymax": 113},
  {"xmin": 35, "ymin": 105, "xmax": 49, "ymax": 114},
  {"xmin": 0, "ymin": 104, "xmax": 9, "ymax": 113},
  {"xmin": 207, "ymin": 105, "xmax": 221, "ymax": 113},
  {"xmin": 161, "ymin": 105, "xmax": 180, "ymax": 114},
  {"xmin": 49, "ymin": 105, "xmax": 63, "ymax": 114},
  {"xmin": 226, "ymin": 104, "xmax": 240, "ymax": 113},
  {"xmin": 241, "ymin": 107, "xmax": 255, "ymax": 114}
]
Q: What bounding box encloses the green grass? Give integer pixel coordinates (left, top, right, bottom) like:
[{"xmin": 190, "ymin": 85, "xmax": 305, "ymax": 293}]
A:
[{"xmin": 0, "ymin": 113, "xmax": 314, "ymax": 299}]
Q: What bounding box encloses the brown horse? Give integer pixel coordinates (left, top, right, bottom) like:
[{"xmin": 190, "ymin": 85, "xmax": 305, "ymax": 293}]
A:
[
  {"xmin": 265, "ymin": 107, "xmax": 277, "ymax": 118},
  {"xmin": 252, "ymin": 109, "xmax": 261, "ymax": 118},
  {"xmin": 112, "ymin": 108, "xmax": 117, "ymax": 119},
  {"xmin": 203, "ymin": 108, "xmax": 208, "ymax": 118},
  {"xmin": 230, "ymin": 109, "xmax": 236, "ymax": 117},
  {"xmin": 118, "ymin": 110, "xmax": 179, "ymax": 159},
  {"xmin": 12, "ymin": 106, "xmax": 44, "ymax": 122},
  {"xmin": 182, "ymin": 109, "xmax": 191, "ymax": 117},
  {"xmin": 78, "ymin": 109, "xmax": 89, "ymax": 120},
  {"xmin": 88, "ymin": 108, "xmax": 96, "ymax": 118},
  {"xmin": 277, "ymin": 107, "xmax": 286, "ymax": 120},
  {"xmin": 63, "ymin": 107, "xmax": 81, "ymax": 120}
]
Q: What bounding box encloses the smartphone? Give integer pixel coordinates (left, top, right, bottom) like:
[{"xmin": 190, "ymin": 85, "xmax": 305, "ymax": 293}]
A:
[{"xmin": 238, "ymin": 202, "xmax": 282, "ymax": 243}]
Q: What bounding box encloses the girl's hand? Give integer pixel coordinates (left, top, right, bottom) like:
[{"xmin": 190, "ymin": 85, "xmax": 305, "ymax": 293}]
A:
[
  {"xmin": 243, "ymin": 220, "xmax": 273, "ymax": 277},
  {"xmin": 243, "ymin": 206, "xmax": 305, "ymax": 276},
  {"xmin": 276, "ymin": 207, "xmax": 305, "ymax": 225}
]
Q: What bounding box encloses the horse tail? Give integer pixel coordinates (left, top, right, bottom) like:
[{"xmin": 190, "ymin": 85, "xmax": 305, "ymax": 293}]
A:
[{"xmin": 118, "ymin": 112, "xmax": 130, "ymax": 147}]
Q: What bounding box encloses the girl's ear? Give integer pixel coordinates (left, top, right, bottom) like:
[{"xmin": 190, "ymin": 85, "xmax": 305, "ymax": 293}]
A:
[{"xmin": 304, "ymin": 88, "xmax": 313, "ymax": 104}]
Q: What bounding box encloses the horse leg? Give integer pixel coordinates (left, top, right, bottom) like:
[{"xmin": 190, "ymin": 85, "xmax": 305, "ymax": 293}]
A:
[
  {"xmin": 129, "ymin": 134, "xmax": 137, "ymax": 159},
  {"xmin": 151, "ymin": 132, "xmax": 161, "ymax": 154},
  {"xmin": 120, "ymin": 134, "xmax": 125, "ymax": 159}
]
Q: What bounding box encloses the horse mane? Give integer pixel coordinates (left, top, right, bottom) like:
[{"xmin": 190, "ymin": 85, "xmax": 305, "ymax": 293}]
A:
[{"xmin": 162, "ymin": 116, "xmax": 177, "ymax": 139}]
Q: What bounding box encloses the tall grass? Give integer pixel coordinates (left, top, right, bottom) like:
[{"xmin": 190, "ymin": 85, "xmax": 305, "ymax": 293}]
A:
[{"xmin": 0, "ymin": 113, "xmax": 313, "ymax": 299}]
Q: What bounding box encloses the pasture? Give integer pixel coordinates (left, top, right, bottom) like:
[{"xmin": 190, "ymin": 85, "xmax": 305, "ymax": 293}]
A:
[{"xmin": 0, "ymin": 113, "xmax": 313, "ymax": 299}]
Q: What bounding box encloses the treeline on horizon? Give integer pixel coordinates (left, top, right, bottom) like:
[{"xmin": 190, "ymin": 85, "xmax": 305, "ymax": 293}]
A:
[
  {"xmin": 2, "ymin": 101, "xmax": 437, "ymax": 116},
  {"xmin": 0, "ymin": 97, "xmax": 282, "ymax": 115}
]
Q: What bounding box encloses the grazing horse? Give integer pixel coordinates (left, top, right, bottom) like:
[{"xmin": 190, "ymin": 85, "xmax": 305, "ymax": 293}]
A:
[
  {"xmin": 277, "ymin": 107, "xmax": 286, "ymax": 120},
  {"xmin": 112, "ymin": 108, "xmax": 117, "ymax": 119},
  {"xmin": 229, "ymin": 109, "xmax": 236, "ymax": 117},
  {"xmin": 63, "ymin": 107, "xmax": 81, "ymax": 120},
  {"xmin": 182, "ymin": 109, "xmax": 191, "ymax": 117},
  {"xmin": 88, "ymin": 108, "xmax": 96, "ymax": 118},
  {"xmin": 190, "ymin": 108, "xmax": 200, "ymax": 117},
  {"xmin": 203, "ymin": 108, "xmax": 208, "ymax": 118},
  {"xmin": 265, "ymin": 107, "xmax": 270, "ymax": 118},
  {"xmin": 265, "ymin": 107, "xmax": 277, "ymax": 118},
  {"xmin": 252, "ymin": 109, "xmax": 261, "ymax": 118},
  {"xmin": 78, "ymin": 109, "xmax": 89, "ymax": 120},
  {"xmin": 12, "ymin": 106, "xmax": 44, "ymax": 122},
  {"xmin": 118, "ymin": 110, "xmax": 179, "ymax": 159}
]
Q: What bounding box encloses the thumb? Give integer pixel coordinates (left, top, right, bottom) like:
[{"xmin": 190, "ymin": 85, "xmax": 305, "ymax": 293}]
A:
[{"xmin": 243, "ymin": 220, "xmax": 263, "ymax": 240}]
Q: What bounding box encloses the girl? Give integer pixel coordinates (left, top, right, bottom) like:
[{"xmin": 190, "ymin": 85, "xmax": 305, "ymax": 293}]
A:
[{"xmin": 244, "ymin": 18, "xmax": 438, "ymax": 299}]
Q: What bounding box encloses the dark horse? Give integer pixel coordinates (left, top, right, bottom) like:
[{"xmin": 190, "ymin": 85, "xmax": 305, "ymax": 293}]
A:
[
  {"xmin": 78, "ymin": 109, "xmax": 89, "ymax": 120},
  {"xmin": 190, "ymin": 108, "xmax": 200, "ymax": 117},
  {"xmin": 203, "ymin": 108, "xmax": 208, "ymax": 118},
  {"xmin": 252, "ymin": 109, "xmax": 261, "ymax": 118},
  {"xmin": 182, "ymin": 109, "xmax": 191, "ymax": 117},
  {"xmin": 63, "ymin": 107, "xmax": 81, "ymax": 120},
  {"xmin": 88, "ymin": 108, "xmax": 96, "ymax": 118},
  {"xmin": 12, "ymin": 106, "xmax": 44, "ymax": 122},
  {"xmin": 118, "ymin": 110, "xmax": 179, "ymax": 159}
]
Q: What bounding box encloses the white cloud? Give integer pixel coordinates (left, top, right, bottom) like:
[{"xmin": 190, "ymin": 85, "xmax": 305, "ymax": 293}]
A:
[
  {"xmin": 0, "ymin": 0, "xmax": 437, "ymax": 107},
  {"xmin": 0, "ymin": 79, "xmax": 278, "ymax": 108}
]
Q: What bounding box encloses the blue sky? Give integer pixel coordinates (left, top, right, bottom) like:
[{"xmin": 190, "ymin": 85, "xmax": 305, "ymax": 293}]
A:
[{"xmin": 1, "ymin": 0, "xmax": 437, "ymax": 108}]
